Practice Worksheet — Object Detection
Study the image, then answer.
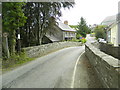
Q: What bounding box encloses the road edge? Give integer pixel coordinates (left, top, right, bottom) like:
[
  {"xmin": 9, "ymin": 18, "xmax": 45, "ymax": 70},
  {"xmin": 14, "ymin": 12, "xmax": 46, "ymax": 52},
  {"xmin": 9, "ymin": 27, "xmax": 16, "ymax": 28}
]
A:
[{"xmin": 71, "ymin": 51, "xmax": 85, "ymax": 88}]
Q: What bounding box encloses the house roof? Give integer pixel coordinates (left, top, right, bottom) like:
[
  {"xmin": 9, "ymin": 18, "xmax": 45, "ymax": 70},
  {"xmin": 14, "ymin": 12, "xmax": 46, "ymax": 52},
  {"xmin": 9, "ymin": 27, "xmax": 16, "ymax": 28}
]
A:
[
  {"xmin": 57, "ymin": 22, "xmax": 76, "ymax": 32},
  {"xmin": 101, "ymin": 15, "xmax": 116, "ymax": 26},
  {"xmin": 46, "ymin": 34, "xmax": 60, "ymax": 42}
]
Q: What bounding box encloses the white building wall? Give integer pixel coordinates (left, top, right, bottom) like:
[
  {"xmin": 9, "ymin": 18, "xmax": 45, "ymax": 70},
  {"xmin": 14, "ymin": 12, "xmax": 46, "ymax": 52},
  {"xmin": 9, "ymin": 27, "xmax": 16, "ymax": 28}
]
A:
[
  {"xmin": 118, "ymin": 21, "xmax": 120, "ymax": 45},
  {"xmin": 107, "ymin": 30, "xmax": 111, "ymax": 43},
  {"xmin": 64, "ymin": 32, "xmax": 76, "ymax": 38},
  {"xmin": 111, "ymin": 24, "xmax": 118, "ymax": 46}
]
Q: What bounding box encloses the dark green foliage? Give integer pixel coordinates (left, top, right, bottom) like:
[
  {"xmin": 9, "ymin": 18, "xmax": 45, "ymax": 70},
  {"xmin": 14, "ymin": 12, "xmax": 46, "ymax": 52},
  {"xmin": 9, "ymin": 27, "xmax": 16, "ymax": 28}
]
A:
[
  {"xmin": 94, "ymin": 25, "xmax": 106, "ymax": 39},
  {"xmin": 95, "ymin": 30, "xmax": 105, "ymax": 39},
  {"xmin": 77, "ymin": 17, "xmax": 91, "ymax": 38},
  {"xmin": 2, "ymin": 2, "xmax": 27, "ymax": 54}
]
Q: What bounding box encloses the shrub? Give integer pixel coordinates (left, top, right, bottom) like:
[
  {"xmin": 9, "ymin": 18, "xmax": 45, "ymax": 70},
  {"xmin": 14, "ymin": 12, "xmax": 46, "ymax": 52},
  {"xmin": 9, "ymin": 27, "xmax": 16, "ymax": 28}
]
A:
[
  {"xmin": 80, "ymin": 38, "xmax": 87, "ymax": 43},
  {"xmin": 76, "ymin": 34, "xmax": 82, "ymax": 39},
  {"xmin": 71, "ymin": 38, "xmax": 79, "ymax": 42},
  {"xmin": 94, "ymin": 25, "xmax": 106, "ymax": 39},
  {"xmin": 95, "ymin": 30, "xmax": 106, "ymax": 39}
]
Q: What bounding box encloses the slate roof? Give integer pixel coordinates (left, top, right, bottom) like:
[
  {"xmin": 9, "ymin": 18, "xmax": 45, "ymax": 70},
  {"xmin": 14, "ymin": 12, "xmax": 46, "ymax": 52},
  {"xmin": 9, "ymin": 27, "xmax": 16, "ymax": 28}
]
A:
[
  {"xmin": 57, "ymin": 22, "xmax": 76, "ymax": 32},
  {"xmin": 46, "ymin": 34, "xmax": 60, "ymax": 42},
  {"xmin": 101, "ymin": 15, "xmax": 117, "ymax": 26}
]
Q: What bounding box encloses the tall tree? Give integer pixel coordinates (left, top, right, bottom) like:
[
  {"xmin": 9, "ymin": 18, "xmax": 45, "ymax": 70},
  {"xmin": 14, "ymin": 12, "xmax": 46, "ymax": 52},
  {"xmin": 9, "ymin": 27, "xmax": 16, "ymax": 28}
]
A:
[
  {"xmin": 36, "ymin": 2, "xmax": 75, "ymax": 45},
  {"xmin": 2, "ymin": 2, "xmax": 27, "ymax": 54},
  {"xmin": 20, "ymin": 2, "xmax": 75, "ymax": 47},
  {"xmin": 77, "ymin": 17, "xmax": 90, "ymax": 38}
]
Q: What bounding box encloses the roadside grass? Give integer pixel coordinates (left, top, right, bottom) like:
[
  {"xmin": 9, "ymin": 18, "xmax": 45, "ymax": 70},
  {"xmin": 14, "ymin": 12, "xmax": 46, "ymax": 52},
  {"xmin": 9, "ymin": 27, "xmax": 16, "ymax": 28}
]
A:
[{"xmin": 2, "ymin": 51, "xmax": 35, "ymax": 73}]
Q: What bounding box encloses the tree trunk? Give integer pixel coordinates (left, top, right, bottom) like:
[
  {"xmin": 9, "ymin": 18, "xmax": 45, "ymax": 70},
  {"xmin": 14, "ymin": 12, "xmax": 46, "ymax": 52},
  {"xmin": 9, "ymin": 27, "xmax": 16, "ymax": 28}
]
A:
[
  {"xmin": 17, "ymin": 28, "xmax": 21, "ymax": 53},
  {"xmin": 2, "ymin": 34, "xmax": 10, "ymax": 58},
  {"xmin": 10, "ymin": 30, "xmax": 16, "ymax": 54},
  {"xmin": 37, "ymin": 20, "xmax": 40, "ymax": 45},
  {"xmin": 28, "ymin": 23, "xmax": 31, "ymax": 46},
  {"xmin": 37, "ymin": 3, "xmax": 40, "ymax": 45}
]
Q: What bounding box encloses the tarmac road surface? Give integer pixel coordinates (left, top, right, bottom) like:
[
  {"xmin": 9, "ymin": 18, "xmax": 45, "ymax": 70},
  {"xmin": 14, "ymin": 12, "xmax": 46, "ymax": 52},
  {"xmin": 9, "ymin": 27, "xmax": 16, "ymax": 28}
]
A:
[{"xmin": 2, "ymin": 46, "xmax": 85, "ymax": 88}]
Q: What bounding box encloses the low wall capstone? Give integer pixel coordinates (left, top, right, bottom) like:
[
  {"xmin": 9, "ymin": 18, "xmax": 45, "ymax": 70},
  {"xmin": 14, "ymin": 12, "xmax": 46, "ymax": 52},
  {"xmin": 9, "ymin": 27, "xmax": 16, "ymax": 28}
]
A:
[
  {"xmin": 99, "ymin": 42, "xmax": 120, "ymax": 60},
  {"xmin": 23, "ymin": 41, "xmax": 82, "ymax": 58},
  {"xmin": 85, "ymin": 43, "xmax": 120, "ymax": 88}
]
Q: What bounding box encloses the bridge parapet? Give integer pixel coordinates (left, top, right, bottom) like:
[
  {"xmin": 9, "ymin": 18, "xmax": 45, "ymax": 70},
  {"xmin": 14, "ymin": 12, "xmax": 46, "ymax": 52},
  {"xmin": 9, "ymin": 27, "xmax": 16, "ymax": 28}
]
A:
[{"xmin": 85, "ymin": 43, "xmax": 120, "ymax": 88}]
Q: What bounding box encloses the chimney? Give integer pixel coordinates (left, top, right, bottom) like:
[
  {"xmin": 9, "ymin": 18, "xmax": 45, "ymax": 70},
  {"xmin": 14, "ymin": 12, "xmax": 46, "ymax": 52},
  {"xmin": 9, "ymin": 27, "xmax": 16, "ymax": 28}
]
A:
[{"xmin": 64, "ymin": 21, "xmax": 68, "ymax": 25}]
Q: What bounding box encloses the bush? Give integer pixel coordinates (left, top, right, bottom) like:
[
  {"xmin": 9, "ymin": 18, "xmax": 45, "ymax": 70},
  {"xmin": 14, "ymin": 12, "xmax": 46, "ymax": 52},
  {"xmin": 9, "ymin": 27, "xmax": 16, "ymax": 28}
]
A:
[
  {"xmin": 70, "ymin": 38, "xmax": 82, "ymax": 42},
  {"xmin": 80, "ymin": 38, "xmax": 87, "ymax": 43},
  {"xmin": 95, "ymin": 30, "xmax": 106, "ymax": 39},
  {"xmin": 94, "ymin": 25, "xmax": 106, "ymax": 39},
  {"xmin": 76, "ymin": 34, "xmax": 82, "ymax": 39},
  {"xmin": 71, "ymin": 38, "xmax": 80, "ymax": 42},
  {"xmin": 70, "ymin": 38, "xmax": 86, "ymax": 43}
]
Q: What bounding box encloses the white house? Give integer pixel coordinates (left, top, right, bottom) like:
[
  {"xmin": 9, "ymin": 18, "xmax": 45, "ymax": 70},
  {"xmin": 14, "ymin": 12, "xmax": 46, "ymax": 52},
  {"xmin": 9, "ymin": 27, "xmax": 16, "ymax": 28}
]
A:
[{"xmin": 101, "ymin": 15, "xmax": 120, "ymax": 46}]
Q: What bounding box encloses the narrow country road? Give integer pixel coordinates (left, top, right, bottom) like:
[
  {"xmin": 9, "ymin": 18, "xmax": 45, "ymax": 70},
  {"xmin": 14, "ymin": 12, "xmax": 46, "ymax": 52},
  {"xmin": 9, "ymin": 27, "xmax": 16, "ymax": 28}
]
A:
[
  {"xmin": 2, "ymin": 46, "xmax": 85, "ymax": 88},
  {"xmin": 86, "ymin": 34, "xmax": 96, "ymax": 43}
]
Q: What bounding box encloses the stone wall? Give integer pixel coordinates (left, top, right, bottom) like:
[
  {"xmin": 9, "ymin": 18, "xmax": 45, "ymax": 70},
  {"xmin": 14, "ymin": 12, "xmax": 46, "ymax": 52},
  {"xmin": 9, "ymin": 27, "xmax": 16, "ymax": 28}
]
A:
[
  {"xmin": 99, "ymin": 42, "xmax": 120, "ymax": 60},
  {"xmin": 85, "ymin": 43, "xmax": 120, "ymax": 88},
  {"xmin": 23, "ymin": 41, "xmax": 82, "ymax": 58}
]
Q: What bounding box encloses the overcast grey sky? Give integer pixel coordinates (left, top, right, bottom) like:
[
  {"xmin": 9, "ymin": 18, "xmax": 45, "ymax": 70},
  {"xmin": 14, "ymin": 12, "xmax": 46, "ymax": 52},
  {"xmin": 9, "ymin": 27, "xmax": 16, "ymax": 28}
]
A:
[{"xmin": 60, "ymin": 0, "xmax": 120, "ymax": 25}]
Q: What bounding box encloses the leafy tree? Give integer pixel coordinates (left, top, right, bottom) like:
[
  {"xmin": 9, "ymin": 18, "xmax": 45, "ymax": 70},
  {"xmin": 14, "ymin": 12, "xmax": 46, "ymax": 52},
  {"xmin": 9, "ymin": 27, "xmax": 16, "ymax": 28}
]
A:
[
  {"xmin": 94, "ymin": 25, "xmax": 106, "ymax": 39},
  {"xmin": 37, "ymin": 2, "xmax": 75, "ymax": 45},
  {"xmin": 2, "ymin": 2, "xmax": 27, "ymax": 54},
  {"xmin": 20, "ymin": 2, "xmax": 37, "ymax": 47},
  {"xmin": 20, "ymin": 2, "xmax": 75, "ymax": 47},
  {"xmin": 77, "ymin": 17, "xmax": 90, "ymax": 38}
]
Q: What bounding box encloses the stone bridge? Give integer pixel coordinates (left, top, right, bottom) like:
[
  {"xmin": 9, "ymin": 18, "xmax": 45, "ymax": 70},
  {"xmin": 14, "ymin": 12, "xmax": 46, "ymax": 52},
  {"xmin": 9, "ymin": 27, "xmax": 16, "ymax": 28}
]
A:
[
  {"xmin": 23, "ymin": 41, "xmax": 120, "ymax": 88},
  {"xmin": 1, "ymin": 41, "xmax": 120, "ymax": 88}
]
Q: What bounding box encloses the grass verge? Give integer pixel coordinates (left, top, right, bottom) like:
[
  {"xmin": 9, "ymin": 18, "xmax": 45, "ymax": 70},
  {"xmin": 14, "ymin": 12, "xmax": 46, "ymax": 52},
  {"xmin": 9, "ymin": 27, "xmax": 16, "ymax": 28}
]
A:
[{"xmin": 2, "ymin": 51, "xmax": 35, "ymax": 73}]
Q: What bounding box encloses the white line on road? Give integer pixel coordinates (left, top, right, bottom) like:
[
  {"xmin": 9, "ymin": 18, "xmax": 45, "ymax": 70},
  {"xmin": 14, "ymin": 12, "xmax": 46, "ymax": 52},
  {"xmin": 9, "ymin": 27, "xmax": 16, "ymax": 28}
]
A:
[{"xmin": 71, "ymin": 51, "xmax": 85, "ymax": 88}]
